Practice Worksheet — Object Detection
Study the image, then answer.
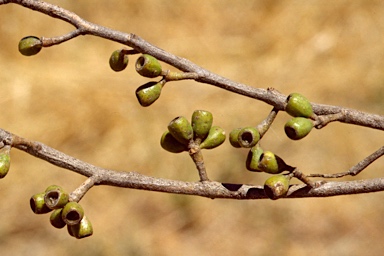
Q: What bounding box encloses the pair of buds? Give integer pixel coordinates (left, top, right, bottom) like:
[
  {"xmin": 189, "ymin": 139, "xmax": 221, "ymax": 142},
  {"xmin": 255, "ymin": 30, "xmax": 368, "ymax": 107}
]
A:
[
  {"xmin": 246, "ymin": 145, "xmax": 294, "ymax": 174},
  {"xmin": 161, "ymin": 110, "xmax": 226, "ymax": 153},
  {"xmin": 30, "ymin": 185, "xmax": 92, "ymax": 239},
  {"xmin": 284, "ymin": 93, "xmax": 315, "ymax": 140}
]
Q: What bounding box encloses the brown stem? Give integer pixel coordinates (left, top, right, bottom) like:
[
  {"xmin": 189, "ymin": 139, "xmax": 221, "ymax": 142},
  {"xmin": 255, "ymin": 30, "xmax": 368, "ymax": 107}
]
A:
[{"xmin": 1, "ymin": 0, "xmax": 382, "ymax": 130}]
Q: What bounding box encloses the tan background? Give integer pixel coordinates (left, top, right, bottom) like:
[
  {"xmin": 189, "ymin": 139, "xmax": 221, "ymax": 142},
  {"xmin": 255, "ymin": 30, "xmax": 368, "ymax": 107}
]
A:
[{"xmin": 0, "ymin": 0, "xmax": 383, "ymax": 255}]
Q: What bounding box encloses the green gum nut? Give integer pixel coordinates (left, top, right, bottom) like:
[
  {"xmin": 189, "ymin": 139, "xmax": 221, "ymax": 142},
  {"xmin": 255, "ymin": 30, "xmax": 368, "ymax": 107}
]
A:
[
  {"xmin": 285, "ymin": 93, "xmax": 314, "ymax": 118},
  {"xmin": 258, "ymin": 151, "xmax": 290, "ymax": 174},
  {"xmin": 245, "ymin": 145, "xmax": 264, "ymax": 172},
  {"xmin": 167, "ymin": 116, "xmax": 194, "ymax": 145},
  {"xmin": 30, "ymin": 192, "xmax": 52, "ymax": 214},
  {"xmin": 109, "ymin": 49, "xmax": 128, "ymax": 72},
  {"xmin": 61, "ymin": 202, "xmax": 85, "ymax": 226},
  {"xmin": 135, "ymin": 54, "xmax": 162, "ymax": 78},
  {"xmin": 44, "ymin": 185, "xmax": 69, "ymax": 209},
  {"xmin": 0, "ymin": 146, "xmax": 11, "ymax": 179},
  {"xmin": 68, "ymin": 215, "xmax": 93, "ymax": 239},
  {"xmin": 50, "ymin": 209, "xmax": 66, "ymax": 229},
  {"xmin": 264, "ymin": 174, "xmax": 290, "ymax": 200},
  {"xmin": 229, "ymin": 128, "xmax": 242, "ymax": 148},
  {"xmin": 160, "ymin": 131, "xmax": 188, "ymax": 153},
  {"xmin": 284, "ymin": 117, "xmax": 314, "ymax": 140},
  {"xmin": 18, "ymin": 36, "xmax": 42, "ymax": 56},
  {"xmin": 135, "ymin": 81, "xmax": 163, "ymax": 107},
  {"xmin": 191, "ymin": 110, "xmax": 213, "ymax": 141},
  {"xmin": 199, "ymin": 126, "xmax": 226, "ymax": 150},
  {"xmin": 237, "ymin": 127, "xmax": 260, "ymax": 148}
]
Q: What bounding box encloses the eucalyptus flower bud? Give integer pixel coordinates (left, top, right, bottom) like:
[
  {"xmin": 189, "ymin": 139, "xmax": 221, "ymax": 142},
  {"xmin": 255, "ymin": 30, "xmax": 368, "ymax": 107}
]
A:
[
  {"xmin": 285, "ymin": 93, "xmax": 314, "ymax": 118},
  {"xmin": 68, "ymin": 215, "xmax": 93, "ymax": 239},
  {"xmin": 61, "ymin": 202, "xmax": 84, "ymax": 226},
  {"xmin": 18, "ymin": 36, "xmax": 42, "ymax": 56},
  {"xmin": 284, "ymin": 117, "xmax": 314, "ymax": 140},
  {"xmin": 229, "ymin": 128, "xmax": 242, "ymax": 148},
  {"xmin": 245, "ymin": 145, "xmax": 264, "ymax": 172},
  {"xmin": 167, "ymin": 116, "xmax": 194, "ymax": 145},
  {"xmin": 191, "ymin": 110, "xmax": 213, "ymax": 141},
  {"xmin": 0, "ymin": 146, "xmax": 11, "ymax": 179},
  {"xmin": 160, "ymin": 131, "xmax": 188, "ymax": 153},
  {"xmin": 109, "ymin": 49, "xmax": 128, "ymax": 72},
  {"xmin": 237, "ymin": 127, "xmax": 260, "ymax": 148},
  {"xmin": 50, "ymin": 209, "xmax": 66, "ymax": 229},
  {"xmin": 264, "ymin": 175, "xmax": 290, "ymax": 200},
  {"xmin": 135, "ymin": 81, "xmax": 163, "ymax": 107},
  {"xmin": 199, "ymin": 126, "xmax": 226, "ymax": 149},
  {"xmin": 135, "ymin": 54, "xmax": 162, "ymax": 78},
  {"xmin": 30, "ymin": 192, "xmax": 52, "ymax": 214},
  {"xmin": 258, "ymin": 151, "xmax": 293, "ymax": 174},
  {"xmin": 44, "ymin": 185, "xmax": 69, "ymax": 210}
]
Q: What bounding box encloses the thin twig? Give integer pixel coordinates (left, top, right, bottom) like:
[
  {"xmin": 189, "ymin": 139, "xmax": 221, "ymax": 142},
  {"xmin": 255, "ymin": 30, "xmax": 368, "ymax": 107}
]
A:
[
  {"xmin": 309, "ymin": 146, "xmax": 384, "ymax": 178},
  {"xmin": 1, "ymin": 0, "xmax": 383, "ymax": 130},
  {"xmin": 257, "ymin": 106, "xmax": 279, "ymax": 137}
]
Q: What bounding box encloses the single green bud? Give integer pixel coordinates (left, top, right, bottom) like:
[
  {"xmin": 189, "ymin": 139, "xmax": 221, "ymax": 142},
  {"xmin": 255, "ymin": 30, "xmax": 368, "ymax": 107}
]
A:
[
  {"xmin": 245, "ymin": 145, "xmax": 264, "ymax": 172},
  {"xmin": 264, "ymin": 175, "xmax": 290, "ymax": 200},
  {"xmin": 30, "ymin": 192, "xmax": 52, "ymax": 214},
  {"xmin": 61, "ymin": 202, "xmax": 85, "ymax": 226},
  {"xmin": 0, "ymin": 146, "xmax": 11, "ymax": 179},
  {"xmin": 160, "ymin": 131, "xmax": 188, "ymax": 153},
  {"xmin": 44, "ymin": 185, "xmax": 69, "ymax": 209},
  {"xmin": 237, "ymin": 127, "xmax": 260, "ymax": 148},
  {"xmin": 258, "ymin": 151, "xmax": 293, "ymax": 174},
  {"xmin": 18, "ymin": 36, "xmax": 42, "ymax": 56},
  {"xmin": 199, "ymin": 126, "xmax": 226, "ymax": 150},
  {"xmin": 50, "ymin": 209, "xmax": 66, "ymax": 229},
  {"xmin": 135, "ymin": 81, "xmax": 163, "ymax": 107},
  {"xmin": 68, "ymin": 215, "xmax": 93, "ymax": 239},
  {"xmin": 284, "ymin": 117, "xmax": 314, "ymax": 140},
  {"xmin": 109, "ymin": 49, "xmax": 128, "ymax": 72},
  {"xmin": 167, "ymin": 116, "xmax": 194, "ymax": 145},
  {"xmin": 285, "ymin": 93, "xmax": 314, "ymax": 118},
  {"xmin": 229, "ymin": 128, "xmax": 242, "ymax": 148},
  {"xmin": 135, "ymin": 54, "xmax": 162, "ymax": 78},
  {"xmin": 191, "ymin": 110, "xmax": 213, "ymax": 141}
]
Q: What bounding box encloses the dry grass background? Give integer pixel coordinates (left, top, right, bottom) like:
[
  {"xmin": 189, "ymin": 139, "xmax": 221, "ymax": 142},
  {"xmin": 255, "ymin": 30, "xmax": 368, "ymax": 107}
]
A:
[{"xmin": 0, "ymin": 0, "xmax": 383, "ymax": 255}]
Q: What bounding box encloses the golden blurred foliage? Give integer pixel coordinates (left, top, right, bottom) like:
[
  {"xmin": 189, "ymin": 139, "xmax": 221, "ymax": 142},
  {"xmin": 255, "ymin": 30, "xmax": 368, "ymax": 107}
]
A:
[{"xmin": 0, "ymin": 0, "xmax": 383, "ymax": 255}]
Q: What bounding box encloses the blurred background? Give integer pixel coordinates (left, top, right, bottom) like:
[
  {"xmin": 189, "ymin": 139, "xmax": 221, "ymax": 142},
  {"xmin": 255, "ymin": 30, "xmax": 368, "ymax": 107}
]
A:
[{"xmin": 0, "ymin": 0, "xmax": 383, "ymax": 255}]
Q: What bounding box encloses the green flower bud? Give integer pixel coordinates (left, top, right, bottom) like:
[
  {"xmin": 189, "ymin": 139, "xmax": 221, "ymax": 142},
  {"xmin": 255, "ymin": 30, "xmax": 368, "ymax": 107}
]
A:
[
  {"xmin": 285, "ymin": 93, "xmax": 314, "ymax": 118},
  {"xmin": 167, "ymin": 116, "xmax": 194, "ymax": 145},
  {"xmin": 284, "ymin": 117, "xmax": 314, "ymax": 140},
  {"xmin": 68, "ymin": 215, "xmax": 93, "ymax": 239},
  {"xmin": 135, "ymin": 81, "xmax": 163, "ymax": 107},
  {"xmin": 44, "ymin": 185, "xmax": 69, "ymax": 210},
  {"xmin": 61, "ymin": 202, "xmax": 84, "ymax": 226},
  {"xmin": 30, "ymin": 192, "xmax": 52, "ymax": 214},
  {"xmin": 191, "ymin": 110, "xmax": 213, "ymax": 141},
  {"xmin": 237, "ymin": 127, "xmax": 260, "ymax": 148},
  {"xmin": 264, "ymin": 175, "xmax": 290, "ymax": 200},
  {"xmin": 109, "ymin": 49, "xmax": 128, "ymax": 72},
  {"xmin": 199, "ymin": 126, "xmax": 226, "ymax": 149},
  {"xmin": 0, "ymin": 146, "xmax": 11, "ymax": 179},
  {"xmin": 135, "ymin": 54, "xmax": 162, "ymax": 78},
  {"xmin": 18, "ymin": 36, "xmax": 42, "ymax": 56},
  {"xmin": 229, "ymin": 128, "xmax": 242, "ymax": 148},
  {"xmin": 50, "ymin": 209, "xmax": 66, "ymax": 229},
  {"xmin": 258, "ymin": 151, "xmax": 293, "ymax": 174},
  {"xmin": 160, "ymin": 131, "xmax": 188, "ymax": 153},
  {"xmin": 245, "ymin": 145, "xmax": 264, "ymax": 172}
]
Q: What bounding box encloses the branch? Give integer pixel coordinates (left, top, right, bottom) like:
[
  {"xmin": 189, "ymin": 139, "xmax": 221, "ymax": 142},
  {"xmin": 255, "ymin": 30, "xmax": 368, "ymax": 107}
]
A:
[
  {"xmin": 1, "ymin": 0, "xmax": 383, "ymax": 131},
  {"xmin": 1, "ymin": 128, "xmax": 383, "ymax": 199}
]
